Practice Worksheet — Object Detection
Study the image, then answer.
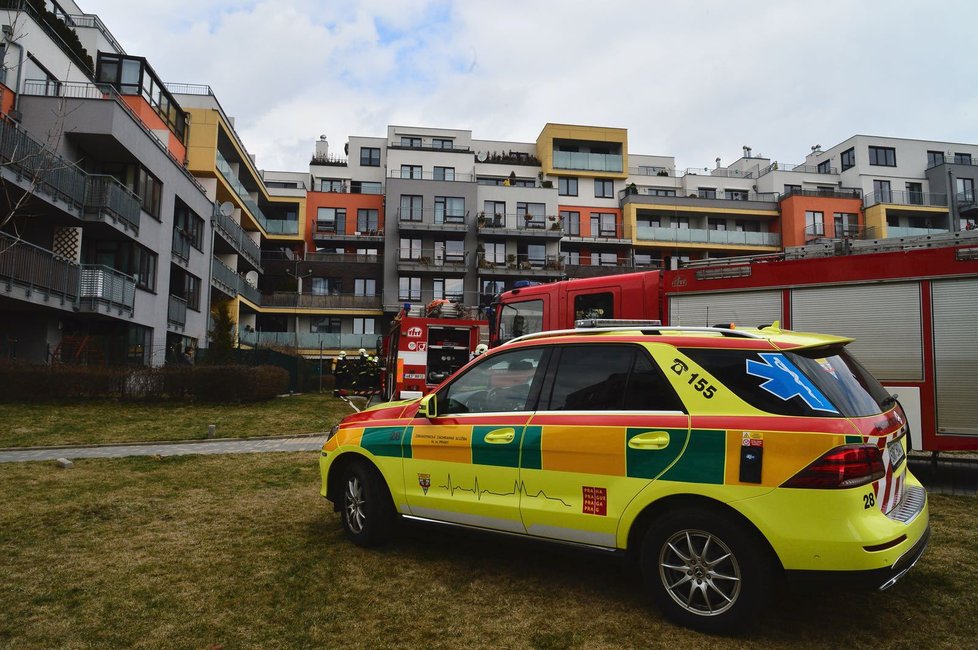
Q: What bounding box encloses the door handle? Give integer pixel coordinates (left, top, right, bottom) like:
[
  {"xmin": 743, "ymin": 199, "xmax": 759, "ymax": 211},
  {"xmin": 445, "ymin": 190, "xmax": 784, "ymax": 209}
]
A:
[
  {"xmin": 628, "ymin": 431, "xmax": 671, "ymax": 450},
  {"xmin": 484, "ymin": 428, "xmax": 516, "ymax": 444}
]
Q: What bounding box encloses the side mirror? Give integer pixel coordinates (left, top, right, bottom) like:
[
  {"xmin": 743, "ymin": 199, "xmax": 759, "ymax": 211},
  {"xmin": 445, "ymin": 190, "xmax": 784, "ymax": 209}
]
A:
[{"xmin": 417, "ymin": 393, "xmax": 438, "ymax": 419}]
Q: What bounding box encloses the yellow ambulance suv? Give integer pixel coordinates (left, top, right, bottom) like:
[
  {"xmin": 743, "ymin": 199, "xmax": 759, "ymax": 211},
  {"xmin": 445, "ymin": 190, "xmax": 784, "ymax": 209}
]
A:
[{"xmin": 319, "ymin": 323, "xmax": 929, "ymax": 632}]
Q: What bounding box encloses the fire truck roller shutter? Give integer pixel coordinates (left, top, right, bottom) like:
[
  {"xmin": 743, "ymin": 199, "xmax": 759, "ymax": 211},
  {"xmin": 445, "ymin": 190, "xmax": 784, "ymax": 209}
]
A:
[
  {"xmin": 791, "ymin": 283, "xmax": 923, "ymax": 381},
  {"xmin": 668, "ymin": 290, "xmax": 781, "ymax": 329},
  {"xmin": 932, "ymin": 278, "xmax": 978, "ymax": 436}
]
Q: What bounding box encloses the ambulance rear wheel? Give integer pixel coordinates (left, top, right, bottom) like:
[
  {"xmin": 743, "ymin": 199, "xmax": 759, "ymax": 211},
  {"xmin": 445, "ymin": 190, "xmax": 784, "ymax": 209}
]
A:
[
  {"xmin": 339, "ymin": 461, "xmax": 395, "ymax": 547},
  {"xmin": 640, "ymin": 508, "xmax": 772, "ymax": 633}
]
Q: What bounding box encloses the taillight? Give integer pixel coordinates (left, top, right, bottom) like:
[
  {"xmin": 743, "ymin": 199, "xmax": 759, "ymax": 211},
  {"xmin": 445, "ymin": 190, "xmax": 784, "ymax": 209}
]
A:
[{"xmin": 782, "ymin": 444, "xmax": 885, "ymax": 489}]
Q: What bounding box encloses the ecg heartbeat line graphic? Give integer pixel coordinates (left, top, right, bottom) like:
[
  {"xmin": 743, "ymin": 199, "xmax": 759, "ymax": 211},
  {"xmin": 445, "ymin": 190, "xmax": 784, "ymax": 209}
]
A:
[{"xmin": 438, "ymin": 474, "xmax": 572, "ymax": 507}]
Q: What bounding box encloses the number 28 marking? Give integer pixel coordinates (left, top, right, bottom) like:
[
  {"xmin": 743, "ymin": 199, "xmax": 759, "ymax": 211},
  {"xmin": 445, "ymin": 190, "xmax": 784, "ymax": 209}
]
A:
[{"xmin": 863, "ymin": 492, "xmax": 876, "ymax": 509}]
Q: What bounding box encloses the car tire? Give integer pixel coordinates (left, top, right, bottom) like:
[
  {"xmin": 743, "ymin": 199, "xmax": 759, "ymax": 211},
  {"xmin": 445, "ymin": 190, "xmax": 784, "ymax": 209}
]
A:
[
  {"xmin": 338, "ymin": 461, "xmax": 395, "ymax": 548},
  {"xmin": 641, "ymin": 508, "xmax": 773, "ymax": 633}
]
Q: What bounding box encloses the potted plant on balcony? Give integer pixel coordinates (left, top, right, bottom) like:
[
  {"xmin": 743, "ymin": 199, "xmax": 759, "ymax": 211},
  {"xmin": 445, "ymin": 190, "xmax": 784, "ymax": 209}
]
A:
[
  {"xmin": 477, "ymin": 212, "xmax": 486, "ymax": 227},
  {"xmin": 506, "ymin": 253, "xmax": 517, "ymax": 269},
  {"xmin": 626, "ymin": 182, "xmax": 638, "ymax": 195}
]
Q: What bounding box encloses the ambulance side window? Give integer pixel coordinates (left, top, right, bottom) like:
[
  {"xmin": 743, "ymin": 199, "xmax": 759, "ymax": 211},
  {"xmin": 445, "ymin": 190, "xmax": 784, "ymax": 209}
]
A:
[{"xmin": 439, "ymin": 348, "xmax": 546, "ymax": 414}]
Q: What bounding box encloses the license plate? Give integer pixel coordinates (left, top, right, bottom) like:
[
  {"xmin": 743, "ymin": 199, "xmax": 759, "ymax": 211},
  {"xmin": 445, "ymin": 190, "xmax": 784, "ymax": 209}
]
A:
[{"xmin": 887, "ymin": 439, "xmax": 906, "ymax": 468}]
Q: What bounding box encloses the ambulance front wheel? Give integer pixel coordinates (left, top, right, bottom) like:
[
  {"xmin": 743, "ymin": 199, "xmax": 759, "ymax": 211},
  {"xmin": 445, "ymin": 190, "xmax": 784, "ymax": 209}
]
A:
[
  {"xmin": 339, "ymin": 461, "xmax": 395, "ymax": 548},
  {"xmin": 640, "ymin": 508, "xmax": 773, "ymax": 633}
]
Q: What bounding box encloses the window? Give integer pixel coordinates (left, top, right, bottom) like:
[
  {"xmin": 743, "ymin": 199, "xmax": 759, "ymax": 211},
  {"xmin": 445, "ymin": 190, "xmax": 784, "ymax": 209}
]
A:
[
  {"xmin": 834, "ymin": 212, "xmax": 858, "ymax": 238},
  {"xmin": 574, "ymin": 293, "xmax": 613, "ymax": 321},
  {"xmin": 320, "ymin": 179, "xmax": 345, "ymax": 192},
  {"xmin": 873, "ymin": 179, "xmax": 892, "ymax": 203},
  {"xmin": 783, "ymin": 184, "xmax": 801, "ymax": 195},
  {"xmin": 399, "ymin": 276, "xmax": 421, "ymax": 301},
  {"xmin": 565, "ymin": 251, "xmax": 580, "ymax": 265},
  {"xmin": 957, "ymin": 178, "xmax": 975, "ymax": 202},
  {"xmin": 841, "ymin": 148, "xmax": 855, "ymax": 171},
  {"xmin": 483, "ymin": 242, "xmax": 506, "ymax": 265},
  {"xmin": 316, "ymin": 207, "xmax": 345, "ymax": 232},
  {"xmin": 435, "ymin": 197, "xmax": 465, "ymax": 223},
  {"xmin": 399, "ymin": 238, "xmax": 421, "ymax": 260},
  {"xmin": 590, "ymin": 212, "xmax": 617, "ymax": 237},
  {"xmin": 351, "ymin": 180, "xmax": 383, "ymax": 194},
  {"xmin": 906, "ymin": 182, "xmax": 923, "ymax": 205},
  {"xmin": 481, "ymin": 280, "xmax": 506, "ymax": 299},
  {"xmin": 708, "ymin": 218, "xmax": 727, "ymax": 231},
  {"xmin": 400, "ymin": 136, "xmax": 422, "ymax": 148},
  {"xmin": 560, "ymin": 210, "xmax": 580, "ymax": 236},
  {"xmin": 670, "ymin": 217, "xmax": 689, "ymax": 229},
  {"xmin": 439, "ymin": 347, "xmax": 546, "ymax": 414},
  {"xmin": 954, "ymin": 153, "xmax": 973, "ymax": 165},
  {"xmin": 483, "ymin": 201, "xmax": 505, "ymax": 225},
  {"xmin": 433, "ymin": 278, "xmax": 464, "ymax": 300},
  {"xmin": 360, "ymin": 147, "xmax": 380, "ymax": 166},
  {"xmin": 650, "ymin": 189, "xmax": 676, "ymax": 197},
  {"xmin": 592, "ymin": 252, "xmax": 618, "ymax": 267},
  {"xmin": 356, "ymin": 248, "xmax": 378, "ymax": 257},
  {"xmin": 927, "ymin": 150, "xmax": 945, "ymax": 168},
  {"xmin": 805, "ymin": 211, "xmax": 824, "ymax": 237},
  {"xmin": 357, "ymin": 208, "xmax": 378, "ymax": 233},
  {"xmin": 353, "ymin": 318, "xmax": 375, "ymax": 335},
  {"xmin": 173, "ymin": 270, "xmax": 201, "ymax": 311},
  {"xmin": 543, "ymin": 345, "xmax": 685, "ymax": 412},
  {"xmin": 433, "ymin": 166, "xmax": 455, "ymax": 181},
  {"xmin": 498, "ymin": 299, "xmax": 543, "ymax": 342},
  {"xmin": 726, "ymin": 190, "xmax": 748, "ymax": 201},
  {"xmin": 697, "ymin": 187, "xmax": 717, "ymax": 199},
  {"xmin": 173, "ymin": 200, "xmax": 204, "ymax": 251},
  {"xmin": 354, "ymin": 279, "xmax": 376, "ymax": 296},
  {"xmin": 401, "ymin": 165, "xmax": 422, "ymax": 180},
  {"xmin": 137, "ymin": 167, "xmax": 162, "ymax": 218},
  {"xmin": 817, "ymin": 160, "xmax": 832, "ymax": 174},
  {"xmin": 438, "ymin": 239, "xmax": 465, "ymax": 264},
  {"xmin": 868, "ymin": 146, "xmax": 896, "ymax": 167},
  {"xmin": 431, "ymin": 138, "xmax": 453, "ymax": 150},
  {"xmin": 594, "ymin": 178, "xmax": 614, "ymax": 198},
  {"xmin": 524, "ymin": 243, "xmax": 546, "ymax": 267},
  {"xmin": 735, "ymin": 220, "xmax": 760, "ymax": 233},
  {"xmin": 310, "ymin": 317, "xmax": 341, "ymax": 333},
  {"xmin": 400, "ymin": 195, "xmax": 422, "ymax": 221},
  {"xmin": 559, "ymin": 177, "xmax": 578, "ymax": 196},
  {"xmin": 639, "ymin": 216, "xmax": 661, "ymax": 229},
  {"xmin": 311, "ymin": 277, "xmax": 340, "ymax": 295},
  {"xmin": 517, "ymin": 202, "xmax": 546, "ymax": 228}
]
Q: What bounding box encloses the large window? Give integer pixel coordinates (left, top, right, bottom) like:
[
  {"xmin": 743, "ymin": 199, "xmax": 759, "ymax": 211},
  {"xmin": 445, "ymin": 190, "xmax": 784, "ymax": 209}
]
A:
[
  {"xmin": 435, "ymin": 196, "xmax": 465, "ymax": 223},
  {"xmin": 434, "ymin": 166, "xmax": 455, "ymax": 181},
  {"xmin": 517, "ymin": 202, "xmax": 545, "ymax": 228},
  {"xmin": 560, "ymin": 210, "xmax": 580, "ymax": 236},
  {"xmin": 170, "ymin": 268, "xmax": 201, "ymax": 311},
  {"xmin": 311, "ymin": 277, "xmax": 341, "ymax": 295},
  {"xmin": 433, "ymin": 278, "xmax": 464, "ymax": 300},
  {"xmin": 399, "ymin": 238, "xmax": 421, "ymax": 260},
  {"xmin": 89, "ymin": 240, "xmax": 157, "ymax": 292},
  {"xmin": 137, "ymin": 167, "xmax": 162, "ymax": 218},
  {"xmin": 590, "ymin": 212, "xmax": 617, "ymax": 238},
  {"xmin": 482, "ymin": 241, "xmax": 505, "ymax": 265},
  {"xmin": 559, "ymin": 177, "xmax": 578, "ymax": 196},
  {"xmin": 840, "ymin": 147, "xmax": 855, "ymax": 171},
  {"xmin": 868, "ymin": 145, "xmax": 896, "ymax": 167},
  {"xmin": 817, "ymin": 160, "xmax": 832, "ymax": 174},
  {"xmin": 431, "ymin": 138, "xmax": 453, "ymax": 150},
  {"xmin": 697, "ymin": 187, "xmax": 717, "ymax": 199},
  {"xmin": 173, "ymin": 200, "xmax": 204, "ymax": 251},
  {"xmin": 957, "ymin": 177, "xmax": 975, "ymax": 202},
  {"xmin": 400, "ymin": 195, "xmax": 422, "ymax": 221},
  {"xmin": 353, "ymin": 317, "xmax": 376, "ymax": 335},
  {"xmin": 316, "ymin": 207, "xmax": 345, "ymax": 232},
  {"xmin": 483, "ymin": 201, "xmax": 505, "ymax": 225},
  {"xmin": 357, "ymin": 208, "xmax": 378, "ymax": 233},
  {"xmin": 927, "ymin": 150, "xmax": 944, "ymax": 168},
  {"xmin": 320, "ymin": 178, "xmax": 345, "ymax": 192},
  {"xmin": 594, "ymin": 178, "xmax": 614, "ymax": 198},
  {"xmin": 873, "ymin": 179, "xmax": 892, "ymax": 203},
  {"xmin": 834, "ymin": 212, "xmax": 858, "ymax": 237},
  {"xmin": 805, "ymin": 210, "xmax": 824, "ymax": 237},
  {"xmin": 354, "ymin": 278, "xmax": 376, "ymax": 296},
  {"xmin": 400, "ymin": 136, "xmax": 422, "ymax": 148},
  {"xmin": 438, "ymin": 239, "xmax": 465, "ymax": 264},
  {"xmin": 401, "ymin": 165, "xmax": 422, "ymax": 180},
  {"xmin": 310, "ymin": 317, "xmax": 342, "ymax": 333},
  {"xmin": 954, "ymin": 152, "xmax": 973, "ymax": 165},
  {"xmin": 360, "ymin": 147, "xmax": 380, "ymax": 166},
  {"xmin": 399, "ymin": 276, "xmax": 421, "ymax": 301}
]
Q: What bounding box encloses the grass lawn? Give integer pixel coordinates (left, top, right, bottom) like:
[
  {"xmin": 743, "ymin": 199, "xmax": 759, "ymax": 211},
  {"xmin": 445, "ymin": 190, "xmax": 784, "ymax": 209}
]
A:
[
  {"xmin": 0, "ymin": 452, "xmax": 974, "ymax": 649},
  {"xmin": 0, "ymin": 393, "xmax": 353, "ymax": 448}
]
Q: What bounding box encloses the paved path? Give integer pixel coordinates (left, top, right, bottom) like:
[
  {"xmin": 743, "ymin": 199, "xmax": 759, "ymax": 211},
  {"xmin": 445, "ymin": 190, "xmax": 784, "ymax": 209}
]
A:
[{"xmin": 0, "ymin": 435, "xmax": 327, "ymax": 464}]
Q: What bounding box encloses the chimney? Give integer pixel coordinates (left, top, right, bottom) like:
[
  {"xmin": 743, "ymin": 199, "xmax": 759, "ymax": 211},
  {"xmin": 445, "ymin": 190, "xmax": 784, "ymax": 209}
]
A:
[{"xmin": 315, "ymin": 135, "xmax": 329, "ymax": 158}]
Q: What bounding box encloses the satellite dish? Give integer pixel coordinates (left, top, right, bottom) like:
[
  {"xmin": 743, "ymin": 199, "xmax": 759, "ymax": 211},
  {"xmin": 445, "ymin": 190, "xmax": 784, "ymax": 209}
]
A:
[
  {"xmin": 244, "ymin": 271, "xmax": 258, "ymax": 287},
  {"xmin": 476, "ymin": 151, "xmax": 487, "ymax": 162},
  {"xmin": 219, "ymin": 201, "xmax": 234, "ymax": 217}
]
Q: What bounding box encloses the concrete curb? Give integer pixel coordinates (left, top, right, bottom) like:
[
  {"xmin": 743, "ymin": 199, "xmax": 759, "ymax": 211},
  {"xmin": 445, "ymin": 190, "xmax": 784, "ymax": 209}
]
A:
[{"xmin": 0, "ymin": 431, "xmax": 326, "ymax": 453}]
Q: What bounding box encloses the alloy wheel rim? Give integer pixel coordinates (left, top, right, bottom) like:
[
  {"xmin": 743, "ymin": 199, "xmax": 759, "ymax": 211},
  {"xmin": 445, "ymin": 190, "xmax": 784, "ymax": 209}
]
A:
[
  {"xmin": 344, "ymin": 476, "xmax": 366, "ymax": 533},
  {"xmin": 658, "ymin": 528, "xmax": 741, "ymax": 616}
]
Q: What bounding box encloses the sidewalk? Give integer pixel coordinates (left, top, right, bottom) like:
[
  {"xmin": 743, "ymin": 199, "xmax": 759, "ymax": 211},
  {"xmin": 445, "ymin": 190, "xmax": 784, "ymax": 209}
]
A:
[{"xmin": 0, "ymin": 435, "xmax": 327, "ymax": 464}]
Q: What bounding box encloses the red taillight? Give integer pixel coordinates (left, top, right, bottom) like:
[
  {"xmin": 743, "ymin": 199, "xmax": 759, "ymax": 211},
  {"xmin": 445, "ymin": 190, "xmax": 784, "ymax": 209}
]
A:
[{"xmin": 782, "ymin": 444, "xmax": 885, "ymax": 489}]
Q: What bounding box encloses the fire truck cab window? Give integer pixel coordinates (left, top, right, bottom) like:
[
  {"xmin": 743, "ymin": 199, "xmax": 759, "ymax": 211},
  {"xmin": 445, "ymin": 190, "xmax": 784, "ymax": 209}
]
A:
[
  {"xmin": 574, "ymin": 292, "xmax": 614, "ymax": 321},
  {"xmin": 440, "ymin": 348, "xmax": 546, "ymax": 414},
  {"xmin": 498, "ymin": 300, "xmax": 543, "ymax": 343}
]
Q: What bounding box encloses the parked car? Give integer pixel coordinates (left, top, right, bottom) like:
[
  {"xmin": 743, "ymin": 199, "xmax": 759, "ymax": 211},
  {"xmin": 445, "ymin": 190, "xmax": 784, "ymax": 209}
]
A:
[{"xmin": 319, "ymin": 322, "xmax": 929, "ymax": 632}]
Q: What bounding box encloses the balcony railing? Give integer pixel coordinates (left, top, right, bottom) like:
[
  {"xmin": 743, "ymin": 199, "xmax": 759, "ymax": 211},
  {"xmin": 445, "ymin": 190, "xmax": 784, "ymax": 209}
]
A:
[
  {"xmin": 621, "ymin": 188, "xmax": 779, "ymax": 202},
  {"xmin": 397, "ymin": 250, "xmax": 469, "ymax": 272},
  {"xmin": 477, "ymin": 253, "xmax": 564, "ymax": 274},
  {"xmin": 926, "ymin": 155, "xmax": 978, "ymax": 170},
  {"xmin": 397, "ymin": 209, "xmax": 470, "ymax": 228},
  {"xmin": 239, "ymin": 330, "xmax": 381, "ymax": 351},
  {"xmin": 66, "ymin": 13, "xmax": 125, "ymax": 57},
  {"xmin": 0, "ymin": 232, "xmax": 80, "ymax": 304},
  {"xmin": 553, "ymin": 151, "xmax": 623, "ymax": 173},
  {"xmin": 167, "ymin": 295, "xmax": 188, "ymax": 329},
  {"xmin": 216, "ymin": 150, "xmax": 298, "ymax": 234},
  {"xmin": 265, "ymin": 219, "xmax": 301, "ymax": 235},
  {"xmin": 636, "ymin": 226, "xmax": 781, "ymax": 247},
  {"xmin": 84, "ymin": 175, "xmax": 141, "ymax": 233},
  {"xmin": 388, "ymin": 169, "xmax": 475, "ymax": 182},
  {"xmin": 806, "ymin": 223, "xmax": 874, "ymax": 240},
  {"xmin": 314, "ymin": 182, "xmax": 384, "ymax": 195},
  {"xmin": 887, "ymin": 226, "xmax": 949, "ymax": 237},
  {"xmin": 477, "ymin": 213, "xmax": 563, "ymax": 233},
  {"xmin": 171, "ymin": 228, "xmax": 191, "ymax": 262},
  {"xmin": 863, "ymin": 190, "xmax": 947, "ymax": 208},
  {"xmin": 313, "ymin": 226, "xmax": 384, "ymax": 240},
  {"xmin": 210, "ymin": 256, "xmax": 260, "ymax": 304},
  {"xmin": 78, "ymin": 265, "xmax": 136, "ymax": 315},
  {"xmin": 260, "ymin": 292, "xmax": 383, "ymax": 310},
  {"xmin": 0, "ymin": 1, "xmax": 94, "ymax": 73},
  {"xmin": 212, "ymin": 208, "xmax": 262, "ymax": 268},
  {"xmin": 759, "ymin": 162, "xmax": 838, "ymax": 176},
  {"xmin": 781, "ymin": 188, "xmax": 862, "ymax": 201},
  {"xmin": 304, "ymin": 252, "xmax": 381, "ymax": 264},
  {"xmin": 0, "ymin": 116, "xmax": 87, "ymax": 209}
]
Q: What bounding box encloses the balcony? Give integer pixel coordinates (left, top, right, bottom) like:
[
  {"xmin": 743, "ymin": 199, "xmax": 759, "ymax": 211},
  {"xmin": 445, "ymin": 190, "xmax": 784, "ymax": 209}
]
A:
[
  {"xmin": 553, "ymin": 151, "xmax": 622, "ymax": 173},
  {"xmin": 210, "ymin": 256, "xmax": 260, "ymax": 304},
  {"xmin": 212, "ymin": 209, "xmax": 262, "ymax": 269},
  {"xmin": 805, "ymin": 223, "xmax": 876, "ymax": 242},
  {"xmin": 887, "ymin": 226, "xmax": 949, "ymax": 237},
  {"xmin": 216, "ymin": 150, "xmax": 299, "ymax": 235},
  {"xmin": 564, "ymin": 258, "xmax": 658, "ymax": 278},
  {"xmin": 0, "ymin": 232, "xmax": 79, "ymax": 309},
  {"xmin": 171, "ymin": 228, "xmax": 191, "ymax": 264},
  {"xmin": 758, "ymin": 162, "xmax": 838, "ymax": 176},
  {"xmin": 926, "ymin": 155, "xmax": 978, "ymax": 170},
  {"xmin": 397, "ymin": 250, "xmax": 468, "ymax": 274},
  {"xmin": 477, "ymin": 253, "xmax": 564, "ymax": 278},
  {"xmin": 863, "ymin": 191, "xmax": 947, "ymax": 208},
  {"xmin": 78, "ymin": 265, "xmax": 136, "ymax": 316},
  {"xmin": 84, "ymin": 175, "xmax": 141, "ymax": 234},
  {"xmin": 312, "ymin": 226, "xmax": 384, "ymax": 243},
  {"xmin": 387, "ymin": 142, "xmax": 472, "ymax": 153},
  {"xmin": 304, "ymin": 252, "xmax": 382, "ymax": 265},
  {"xmin": 0, "ymin": 1, "xmax": 94, "ymax": 73},
  {"xmin": 621, "ymin": 188, "xmax": 779, "ymax": 206},
  {"xmin": 167, "ymin": 295, "xmax": 188, "ymax": 330},
  {"xmin": 397, "ymin": 209, "xmax": 470, "ymax": 233},
  {"xmin": 781, "ymin": 188, "xmax": 862, "ymax": 201},
  {"xmin": 260, "ymin": 292, "xmax": 383, "ymax": 310},
  {"xmin": 476, "ymin": 213, "xmax": 563, "ymax": 238},
  {"xmin": 387, "ymin": 169, "xmax": 475, "ymax": 182},
  {"xmin": 239, "ymin": 330, "xmax": 381, "ymax": 351},
  {"xmin": 636, "ymin": 226, "xmax": 781, "ymax": 248},
  {"xmin": 0, "ymin": 116, "xmax": 87, "ymax": 210}
]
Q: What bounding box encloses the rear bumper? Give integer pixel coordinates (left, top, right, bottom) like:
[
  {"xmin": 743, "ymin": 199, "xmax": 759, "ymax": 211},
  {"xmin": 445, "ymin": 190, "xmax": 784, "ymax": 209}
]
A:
[{"xmin": 786, "ymin": 523, "xmax": 930, "ymax": 590}]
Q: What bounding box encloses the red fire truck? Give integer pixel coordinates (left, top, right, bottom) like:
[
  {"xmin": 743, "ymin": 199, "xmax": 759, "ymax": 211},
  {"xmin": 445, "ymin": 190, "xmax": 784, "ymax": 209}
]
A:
[
  {"xmin": 382, "ymin": 314, "xmax": 486, "ymax": 401},
  {"xmin": 491, "ymin": 233, "xmax": 978, "ymax": 452}
]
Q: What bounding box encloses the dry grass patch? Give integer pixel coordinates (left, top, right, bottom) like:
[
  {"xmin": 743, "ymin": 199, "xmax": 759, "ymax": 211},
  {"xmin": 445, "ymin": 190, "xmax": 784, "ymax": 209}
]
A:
[
  {"xmin": 0, "ymin": 453, "xmax": 974, "ymax": 648},
  {"xmin": 0, "ymin": 393, "xmax": 352, "ymax": 448}
]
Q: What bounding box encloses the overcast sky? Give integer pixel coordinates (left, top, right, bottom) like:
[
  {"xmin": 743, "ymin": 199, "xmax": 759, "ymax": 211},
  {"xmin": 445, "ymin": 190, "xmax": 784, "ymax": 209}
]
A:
[{"xmin": 80, "ymin": 0, "xmax": 978, "ymax": 173}]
